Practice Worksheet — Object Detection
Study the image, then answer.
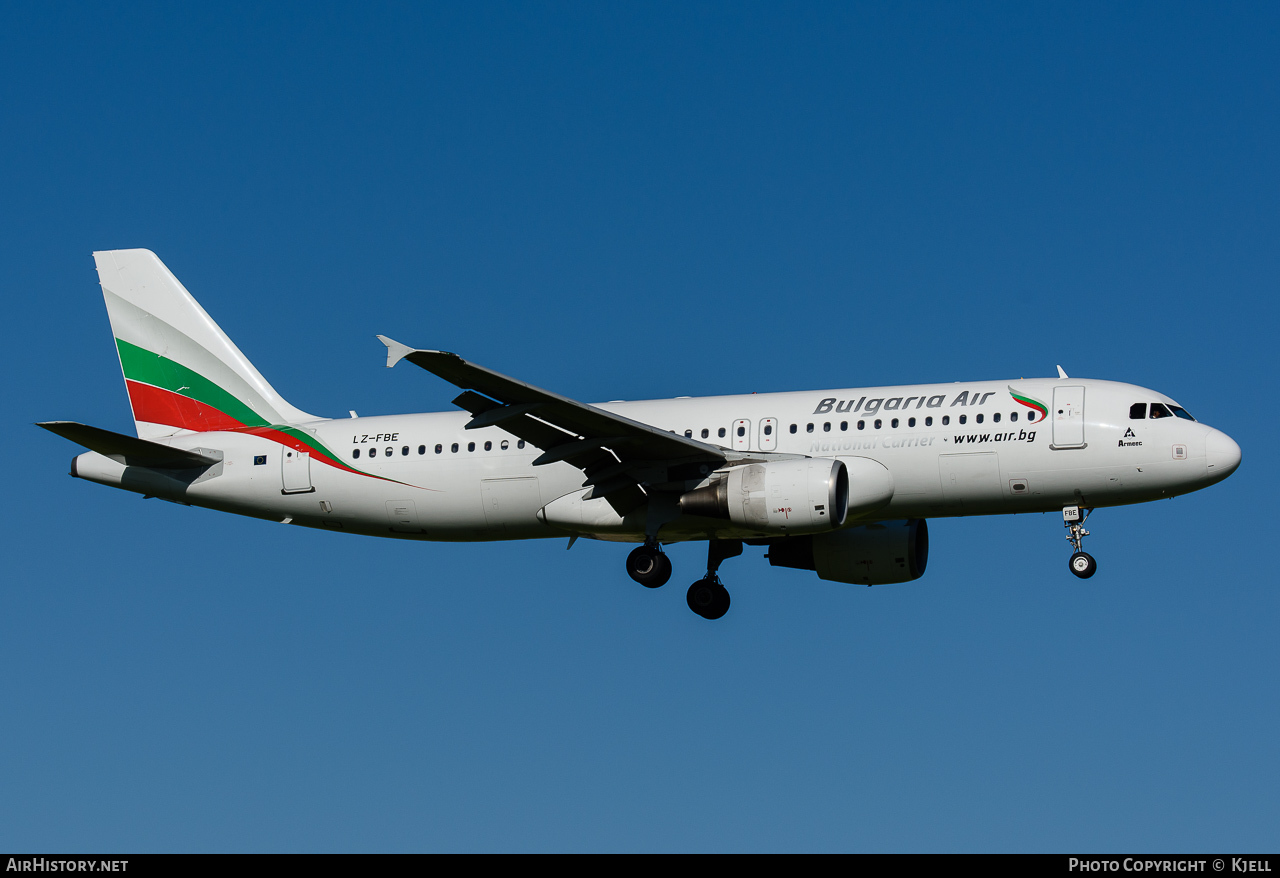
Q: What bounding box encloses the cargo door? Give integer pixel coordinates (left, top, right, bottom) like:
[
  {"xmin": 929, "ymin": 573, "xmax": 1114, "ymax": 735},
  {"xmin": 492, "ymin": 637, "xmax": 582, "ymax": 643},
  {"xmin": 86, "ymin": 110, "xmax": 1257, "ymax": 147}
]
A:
[
  {"xmin": 386, "ymin": 499, "xmax": 421, "ymax": 533},
  {"xmin": 938, "ymin": 453, "xmax": 1003, "ymax": 506},
  {"xmin": 481, "ymin": 478, "xmax": 543, "ymax": 533},
  {"xmin": 1052, "ymin": 386, "xmax": 1087, "ymax": 448}
]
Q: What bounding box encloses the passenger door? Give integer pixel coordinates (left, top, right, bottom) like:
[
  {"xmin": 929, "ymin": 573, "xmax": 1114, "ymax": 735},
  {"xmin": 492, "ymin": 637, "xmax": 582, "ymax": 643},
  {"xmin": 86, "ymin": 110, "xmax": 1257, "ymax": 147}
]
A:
[
  {"xmin": 1052, "ymin": 386, "xmax": 1087, "ymax": 449},
  {"xmin": 280, "ymin": 450, "xmax": 313, "ymax": 494}
]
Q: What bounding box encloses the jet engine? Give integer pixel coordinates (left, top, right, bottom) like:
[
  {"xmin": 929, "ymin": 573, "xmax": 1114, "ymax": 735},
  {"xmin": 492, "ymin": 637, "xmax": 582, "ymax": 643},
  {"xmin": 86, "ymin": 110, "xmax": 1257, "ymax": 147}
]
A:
[
  {"xmin": 767, "ymin": 519, "xmax": 929, "ymax": 585},
  {"xmin": 678, "ymin": 458, "xmax": 849, "ymax": 535}
]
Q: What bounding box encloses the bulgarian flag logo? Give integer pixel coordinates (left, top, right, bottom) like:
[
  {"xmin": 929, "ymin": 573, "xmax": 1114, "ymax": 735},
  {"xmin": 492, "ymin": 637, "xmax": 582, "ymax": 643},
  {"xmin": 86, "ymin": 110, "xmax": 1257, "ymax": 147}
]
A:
[{"xmin": 1008, "ymin": 386, "xmax": 1048, "ymax": 420}]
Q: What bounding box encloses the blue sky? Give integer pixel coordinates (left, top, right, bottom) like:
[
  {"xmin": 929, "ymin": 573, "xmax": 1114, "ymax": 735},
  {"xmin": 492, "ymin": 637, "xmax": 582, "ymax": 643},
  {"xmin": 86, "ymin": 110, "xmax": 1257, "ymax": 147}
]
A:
[{"xmin": 2, "ymin": 2, "xmax": 1277, "ymax": 851}]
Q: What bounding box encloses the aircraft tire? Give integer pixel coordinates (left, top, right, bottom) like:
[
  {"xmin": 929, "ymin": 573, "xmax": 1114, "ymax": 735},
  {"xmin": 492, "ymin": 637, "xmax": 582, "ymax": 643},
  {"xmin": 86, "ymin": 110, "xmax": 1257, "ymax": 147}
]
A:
[
  {"xmin": 1069, "ymin": 552, "xmax": 1097, "ymax": 579},
  {"xmin": 627, "ymin": 546, "xmax": 671, "ymax": 588},
  {"xmin": 687, "ymin": 579, "xmax": 730, "ymax": 619}
]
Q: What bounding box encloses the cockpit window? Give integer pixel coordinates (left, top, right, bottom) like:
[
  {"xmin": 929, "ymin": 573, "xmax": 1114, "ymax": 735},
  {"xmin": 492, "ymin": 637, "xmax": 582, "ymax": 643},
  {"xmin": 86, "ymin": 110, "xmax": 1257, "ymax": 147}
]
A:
[
  {"xmin": 1129, "ymin": 403, "xmax": 1147, "ymax": 419},
  {"xmin": 1150, "ymin": 403, "xmax": 1173, "ymax": 419},
  {"xmin": 1169, "ymin": 405, "xmax": 1196, "ymax": 421}
]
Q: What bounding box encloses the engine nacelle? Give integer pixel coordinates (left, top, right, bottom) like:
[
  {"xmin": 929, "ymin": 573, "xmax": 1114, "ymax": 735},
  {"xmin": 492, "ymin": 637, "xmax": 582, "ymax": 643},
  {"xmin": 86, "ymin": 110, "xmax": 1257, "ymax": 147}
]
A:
[
  {"xmin": 679, "ymin": 458, "xmax": 849, "ymax": 535},
  {"xmin": 767, "ymin": 519, "xmax": 929, "ymax": 585}
]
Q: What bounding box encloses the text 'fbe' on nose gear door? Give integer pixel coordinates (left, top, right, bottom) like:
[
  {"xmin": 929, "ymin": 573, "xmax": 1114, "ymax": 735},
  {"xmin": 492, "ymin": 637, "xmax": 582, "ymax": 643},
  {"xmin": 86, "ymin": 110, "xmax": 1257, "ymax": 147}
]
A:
[
  {"xmin": 281, "ymin": 450, "xmax": 314, "ymax": 494},
  {"xmin": 1051, "ymin": 386, "xmax": 1087, "ymax": 449}
]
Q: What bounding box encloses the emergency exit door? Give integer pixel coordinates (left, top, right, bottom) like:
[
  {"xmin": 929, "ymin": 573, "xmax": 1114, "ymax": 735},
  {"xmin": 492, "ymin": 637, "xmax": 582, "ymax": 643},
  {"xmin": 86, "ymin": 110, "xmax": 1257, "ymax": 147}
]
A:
[
  {"xmin": 732, "ymin": 419, "xmax": 751, "ymax": 451},
  {"xmin": 759, "ymin": 418, "xmax": 778, "ymax": 451}
]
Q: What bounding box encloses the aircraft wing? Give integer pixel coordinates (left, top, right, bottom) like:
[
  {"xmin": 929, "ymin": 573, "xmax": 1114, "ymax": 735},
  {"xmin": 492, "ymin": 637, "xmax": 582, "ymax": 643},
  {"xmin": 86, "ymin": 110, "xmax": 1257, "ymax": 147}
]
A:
[{"xmin": 378, "ymin": 336, "xmax": 730, "ymax": 510}]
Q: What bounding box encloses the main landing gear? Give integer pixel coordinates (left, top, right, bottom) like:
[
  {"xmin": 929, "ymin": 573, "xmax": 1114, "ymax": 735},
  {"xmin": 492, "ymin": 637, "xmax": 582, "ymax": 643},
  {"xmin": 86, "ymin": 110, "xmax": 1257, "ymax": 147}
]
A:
[
  {"xmin": 1063, "ymin": 505, "xmax": 1097, "ymax": 579},
  {"xmin": 623, "ymin": 539, "xmax": 742, "ymax": 618},
  {"xmin": 626, "ymin": 542, "xmax": 672, "ymax": 588},
  {"xmin": 686, "ymin": 540, "xmax": 742, "ymax": 620}
]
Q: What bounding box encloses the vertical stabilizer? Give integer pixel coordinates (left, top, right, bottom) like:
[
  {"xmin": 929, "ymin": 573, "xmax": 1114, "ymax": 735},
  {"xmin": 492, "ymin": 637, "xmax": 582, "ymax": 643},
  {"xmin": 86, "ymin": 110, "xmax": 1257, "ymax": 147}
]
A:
[{"xmin": 95, "ymin": 249, "xmax": 319, "ymax": 438}]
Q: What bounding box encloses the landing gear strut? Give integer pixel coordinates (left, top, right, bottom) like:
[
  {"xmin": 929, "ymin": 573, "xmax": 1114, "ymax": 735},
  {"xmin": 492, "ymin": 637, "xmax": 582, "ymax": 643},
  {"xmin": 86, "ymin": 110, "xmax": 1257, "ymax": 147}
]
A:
[
  {"xmin": 626, "ymin": 542, "xmax": 671, "ymax": 588},
  {"xmin": 1063, "ymin": 505, "xmax": 1097, "ymax": 579},
  {"xmin": 687, "ymin": 539, "xmax": 741, "ymax": 620}
]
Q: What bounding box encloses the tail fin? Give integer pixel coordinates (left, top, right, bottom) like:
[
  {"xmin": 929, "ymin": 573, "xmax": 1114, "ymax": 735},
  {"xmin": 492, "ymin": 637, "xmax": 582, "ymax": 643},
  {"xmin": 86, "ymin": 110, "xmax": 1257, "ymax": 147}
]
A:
[{"xmin": 95, "ymin": 249, "xmax": 318, "ymax": 438}]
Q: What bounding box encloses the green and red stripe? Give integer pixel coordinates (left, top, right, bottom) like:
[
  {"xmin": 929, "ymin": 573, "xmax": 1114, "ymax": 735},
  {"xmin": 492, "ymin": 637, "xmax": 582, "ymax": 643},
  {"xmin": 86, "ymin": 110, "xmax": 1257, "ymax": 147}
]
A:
[
  {"xmin": 115, "ymin": 338, "xmax": 401, "ymax": 483},
  {"xmin": 1008, "ymin": 387, "xmax": 1048, "ymax": 419}
]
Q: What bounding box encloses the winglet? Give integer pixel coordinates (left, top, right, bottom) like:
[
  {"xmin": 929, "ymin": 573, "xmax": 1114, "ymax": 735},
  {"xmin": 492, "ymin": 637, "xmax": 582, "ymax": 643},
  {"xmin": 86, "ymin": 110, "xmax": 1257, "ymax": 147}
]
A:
[
  {"xmin": 1056, "ymin": 365, "xmax": 1069, "ymax": 379},
  {"xmin": 377, "ymin": 335, "xmax": 416, "ymax": 368}
]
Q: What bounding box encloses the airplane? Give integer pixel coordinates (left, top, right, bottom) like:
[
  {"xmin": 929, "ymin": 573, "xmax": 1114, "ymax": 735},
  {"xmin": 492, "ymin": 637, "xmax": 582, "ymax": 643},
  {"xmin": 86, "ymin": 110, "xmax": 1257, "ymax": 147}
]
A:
[{"xmin": 40, "ymin": 249, "xmax": 1242, "ymax": 619}]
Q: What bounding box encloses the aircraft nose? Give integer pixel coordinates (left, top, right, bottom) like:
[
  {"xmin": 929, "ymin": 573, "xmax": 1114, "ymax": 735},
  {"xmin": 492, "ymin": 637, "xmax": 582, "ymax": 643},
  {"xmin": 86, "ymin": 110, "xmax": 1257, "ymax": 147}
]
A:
[{"xmin": 1205, "ymin": 429, "xmax": 1241, "ymax": 481}]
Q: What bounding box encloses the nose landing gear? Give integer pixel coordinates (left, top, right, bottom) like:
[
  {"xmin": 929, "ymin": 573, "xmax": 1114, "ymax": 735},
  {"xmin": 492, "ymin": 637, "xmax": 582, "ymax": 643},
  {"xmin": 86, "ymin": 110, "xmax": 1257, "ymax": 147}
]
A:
[
  {"xmin": 687, "ymin": 539, "xmax": 741, "ymax": 620},
  {"xmin": 1063, "ymin": 505, "xmax": 1097, "ymax": 579}
]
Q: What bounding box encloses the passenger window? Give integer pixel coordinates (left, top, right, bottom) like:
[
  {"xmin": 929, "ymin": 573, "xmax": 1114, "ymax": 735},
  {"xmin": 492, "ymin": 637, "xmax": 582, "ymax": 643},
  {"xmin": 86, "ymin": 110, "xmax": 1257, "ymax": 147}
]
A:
[
  {"xmin": 764, "ymin": 424, "xmax": 772, "ymax": 436},
  {"xmin": 385, "ymin": 447, "xmax": 393, "ymax": 457},
  {"xmin": 501, "ymin": 440, "xmax": 509, "ymax": 450},
  {"xmin": 484, "ymin": 441, "xmax": 492, "ymax": 451},
  {"xmin": 418, "ymin": 445, "xmax": 425, "ymax": 455},
  {"xmin": 1027, "ymin": 412, "xmax": 1037, "ymax": 422},
  {"xmin": 1010, "ymin": 412, "xmax": 1018, "ymax": 422},
  {"xmin": 976, "ymin": 414, "xmax": 983, "ymax": 424},
  {"xmin": 1130, "ymin": 403, "xmax": 1147, "ymax": 419},
  {"xmin": 467, "ymin": 442, "xmax": 476, "ymax": 451},
  {"xmin": 720, "ymin": 427, "xmax": 728, "ymax": 438},
  {"xmin": 701, "ymin": 429, "xmax": 709, "ymax": 438},
  {"xmin": 451, "ymin": 443, "xmax": 459, "ymax": 453},
  {"xmin": 737, "ymin": 426, "xmax": 745, "ymax": 437},
  {"xmin": 840, "ymin": 421, "xmax": 847, "ymax": 431},
  {"xmin": 891, "ymin": 418, "xmax": 899, "ymax": 428},
  {"xmin": 517, "ymin": 440, "xmax": 525, "ymax": 449},
  {"xmin": 959, "ymin": 415, "xmax": 967, "ymax": 425},
  {"xmin": 857, "ymin": 420, "xmax": 865, "ymax": 430},
  {"xmin": 435, "ymin": 444, "xmax": 442, "ymax": 454},
  {"xmin": 942, "ymin": 416, "xmax": 950, "ymax": 426},
  {"xmin": 352, "ymin": 449, "xmax": 361, "ymax": 459},
  {"xmin": 823, "ymin": 422, "xmax": 831, "ymax": 432},
  {"xmin": 874, "ymin": 419, "xmax": 882, "ymax": 429},
  {"xmin": 806, "ymin": 423, "xmax": 814, "ymax": 433},
  {"xmin": 1150, "ymin": 404, "xmax": 1172, "ymax": 419},
  {"xmin": 788, "ymin": 425, "xmax": 796, "ymax": 434},
  {"xmin": 925, "ymin": 416, "xmax": 933, "ymax": 426},
  {"xmin": 993, "ymin": 413, "xmax": 1000, "ymax": 423},
  {"xmin": 685, "ymin": 429, "xmax": 693, "ymax": 438},
  {"xmin": 908, "ymin": 417, "xmax": 916, "ymax": 427},
  {"xmin": 369, "ymin": 447, "xmax": 378, "ymax": 458},
  {"xmin": 402, "ymin": 446, "xmax": 409, "ymax": 456}
]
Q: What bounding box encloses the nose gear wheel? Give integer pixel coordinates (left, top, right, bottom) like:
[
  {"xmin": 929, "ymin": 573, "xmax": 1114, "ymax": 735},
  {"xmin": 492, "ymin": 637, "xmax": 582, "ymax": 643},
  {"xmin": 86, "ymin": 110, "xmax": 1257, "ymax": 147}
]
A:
[{"xmin": 1063, "ymin": 506, "xmax": 1098, "ymax": 579}]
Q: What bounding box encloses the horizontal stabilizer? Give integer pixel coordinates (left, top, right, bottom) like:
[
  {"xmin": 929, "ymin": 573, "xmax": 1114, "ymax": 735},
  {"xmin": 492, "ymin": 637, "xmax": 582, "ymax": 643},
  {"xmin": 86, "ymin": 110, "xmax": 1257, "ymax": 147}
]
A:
[{"xmin": 37, "ymin": 421, "xmax": 221, "ymax": 468}]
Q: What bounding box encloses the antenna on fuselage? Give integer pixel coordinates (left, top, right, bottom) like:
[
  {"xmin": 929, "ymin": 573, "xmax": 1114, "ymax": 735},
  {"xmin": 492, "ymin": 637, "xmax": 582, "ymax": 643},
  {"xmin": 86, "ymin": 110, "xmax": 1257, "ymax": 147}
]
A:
[{"xmin": 1056, "ymin": 365, "xmax": 1069, "ymax": 379}]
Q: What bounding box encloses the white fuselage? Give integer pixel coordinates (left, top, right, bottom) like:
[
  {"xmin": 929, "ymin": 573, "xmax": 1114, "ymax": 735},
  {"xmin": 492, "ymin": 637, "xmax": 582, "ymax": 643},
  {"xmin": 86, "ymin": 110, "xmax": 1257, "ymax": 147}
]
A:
[{"xmin": 71, "ymin": 377, "xmax": 1239, "ymax": 543}]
